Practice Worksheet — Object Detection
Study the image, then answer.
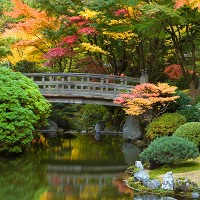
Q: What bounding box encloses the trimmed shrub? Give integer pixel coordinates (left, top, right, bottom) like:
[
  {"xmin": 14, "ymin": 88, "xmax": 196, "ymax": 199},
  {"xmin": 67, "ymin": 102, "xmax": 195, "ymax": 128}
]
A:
[
  {"xmin": 177, "ymin": 105, "xmax": 200, "ymax": 122},
  {"xmin": 145, "ymin": 113, "xmax": 186, "ymax": 140},
  {"xmin": 0, "ymin": 67, "xmax": 51, "ymax": 154},
  {"xmin": 140, "ymin": 136, "xmax": 199, "ymax": 167},
  {"xmin": 173, "ymin": 122, "xmax": 200, "ymax": 147}
]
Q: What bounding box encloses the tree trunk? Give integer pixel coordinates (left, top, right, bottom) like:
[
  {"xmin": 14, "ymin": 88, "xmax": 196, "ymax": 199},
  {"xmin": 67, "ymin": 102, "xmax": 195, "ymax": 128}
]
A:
[{"xmin": 189, "ymin": 79, "xmax": 196, "ymax": 102}]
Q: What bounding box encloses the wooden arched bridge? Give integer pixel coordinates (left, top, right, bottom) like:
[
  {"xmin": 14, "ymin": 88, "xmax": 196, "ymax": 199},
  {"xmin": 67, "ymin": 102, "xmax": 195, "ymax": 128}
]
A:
[{"xmin": 24, "ymin": 72, "xmax": 148, "ymax": 106}]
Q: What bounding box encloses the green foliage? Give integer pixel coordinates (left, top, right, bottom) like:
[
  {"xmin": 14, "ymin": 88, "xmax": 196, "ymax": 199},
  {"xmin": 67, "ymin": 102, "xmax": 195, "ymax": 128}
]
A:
[
  {"xmin": 196, "ymin": 102, "xmax": 200, "ymax": 109},
  {"xmin": 49, "ymin": 103, "xmax": 80, "ymax": 130},
  {"xmin": 0, "ymin": 67, "xmax": 51, "ymax": 153},
  {"xmin": 105, "ymin": 107, "xmax": 126, "ymax": 131},
  {"xmin": 12, "ymin": 60, "xmax": 42, "ymax": 73},
  {"xmin": 195, "ymin": 94, "xmax": 200, "ymax": 104},
  {"xmin": 146, "ymin": 113, "xmax": 186, "ymax": 140},
  {"xmin": 166, "ymin": 90, "xmax": 191, "ymax": 112},
  {"xmin": 174, "ymin": 122, "xmax": 200, "ymax": 147},
  {"xmin": 76, "ymin": 104, "xmax": 109, "ymax": 131},
  {"xmin": 149, "ymin": 158, "xmax": 200, "ymax": 179},
  {"xmin": 177, "ymin": 105, "xmax": 200, "ymax": 122},
  {"xmin": 140, "ymin": 136, "xmax": 199, "ymax": 166}
]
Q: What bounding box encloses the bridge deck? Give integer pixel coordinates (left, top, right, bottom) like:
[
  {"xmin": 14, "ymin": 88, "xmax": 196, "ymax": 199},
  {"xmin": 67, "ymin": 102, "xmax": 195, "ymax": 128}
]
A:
[{"xmin": 24, "ymin": 73, "xmax": 146, "ymax": 105}]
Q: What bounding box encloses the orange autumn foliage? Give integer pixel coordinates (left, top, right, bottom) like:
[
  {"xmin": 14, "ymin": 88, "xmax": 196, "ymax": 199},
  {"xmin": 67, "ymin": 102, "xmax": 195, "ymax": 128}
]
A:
[
  {"xmin": 174, "ymin": 0, "xmax": 200, "ymax": 10},
  {"xmin": 3, "ymin": 0, "xmax": 61, "ymax": 64},
  {"xmin": 5, "ymin": 0, "xmax": 60, "ymax": 33},
  {"xmin": 164, "ymin": 64, "xmax": 193, "ymax": 80},
  {"xmin": 114, "ymin": 83, "xmax": 179, "ymax": 120}
]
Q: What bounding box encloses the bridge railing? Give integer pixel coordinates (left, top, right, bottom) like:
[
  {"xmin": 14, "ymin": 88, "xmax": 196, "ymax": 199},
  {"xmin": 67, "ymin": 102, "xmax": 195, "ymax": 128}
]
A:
[{"xmin": 24, "ymin": 73, "xmax": 142, "ymax": 95}]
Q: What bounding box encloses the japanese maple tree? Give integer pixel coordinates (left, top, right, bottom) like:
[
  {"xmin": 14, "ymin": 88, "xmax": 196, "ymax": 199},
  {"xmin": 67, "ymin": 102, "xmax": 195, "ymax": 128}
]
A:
[
  {"xmin": 3, "ymin": 0, "xmax": 61, "ymax": 66},
  {"xmin": 114, "ymin": 83, "xmax": 179, "ymax": 121}
]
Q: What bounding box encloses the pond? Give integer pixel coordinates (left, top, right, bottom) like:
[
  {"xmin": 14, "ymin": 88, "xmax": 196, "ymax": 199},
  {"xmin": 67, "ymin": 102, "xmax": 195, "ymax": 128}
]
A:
[
  {"xmin": 0, "ymin": 134, "xmax": 138, "ymax": 200},
  {"xmin": 0, "ymin": 134, "xmax": 196, "ymax": 200}
]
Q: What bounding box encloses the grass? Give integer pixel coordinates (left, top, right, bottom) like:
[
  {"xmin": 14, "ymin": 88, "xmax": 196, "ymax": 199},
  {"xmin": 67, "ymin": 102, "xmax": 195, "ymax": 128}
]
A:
[{"xmin": 148, "ymin": 156, "xmax": 200, "ymax": 184}]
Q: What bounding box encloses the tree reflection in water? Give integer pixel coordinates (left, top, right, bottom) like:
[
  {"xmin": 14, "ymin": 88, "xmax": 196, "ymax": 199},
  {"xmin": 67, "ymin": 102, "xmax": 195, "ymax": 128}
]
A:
[
  {"xmin": 0, "ymin": 134, "xmax": 142, "ymax": 200},
  {"xmin": 0, "ymin": 153, "xmax": 48, "ymax": 200}
]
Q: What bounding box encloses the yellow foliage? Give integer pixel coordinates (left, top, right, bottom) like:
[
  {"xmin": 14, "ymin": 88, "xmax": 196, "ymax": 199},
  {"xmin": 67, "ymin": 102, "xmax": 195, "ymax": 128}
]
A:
[
  {"xmin": 6, "ymin": 45, "xmax": 43, "ymax": 65},
  {"xmin": 108, "ymin": 19, "xmax": 131, "ymax": 26},
  {"xmin": 82, "ymin": 43, "xmax": 109, "ymax": 54},
  {"xmin": 102, "ymin": 30, "xmax": 137, "ymax": 41},
  {"xmin": 157, "ymin": 83, "xmax": 177, "ymax": 94},
  {"xmin": 79, "ymin": 8, "xmax": 101, "ymax": 19}
]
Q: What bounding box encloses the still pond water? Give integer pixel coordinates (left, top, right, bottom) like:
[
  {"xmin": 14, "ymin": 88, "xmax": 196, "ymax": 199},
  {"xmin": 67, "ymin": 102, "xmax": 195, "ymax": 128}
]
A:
[{"xmin": 0, "ymin": 134, "xmax": 195, "ymax": 200}]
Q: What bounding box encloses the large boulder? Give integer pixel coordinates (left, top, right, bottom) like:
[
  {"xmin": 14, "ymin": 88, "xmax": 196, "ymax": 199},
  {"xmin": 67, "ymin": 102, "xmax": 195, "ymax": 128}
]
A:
[
  {"xmin": 146, "ymin": 179, "xmax": 161, "ymax": 189},
  {"xmin": 122, "ymin": 116, "xmax": 143, "ymax": 141},
  {"xmin": 134, "ymin": 170, "xmax": 150, "ymax": 183},
  {"xmin": 42, "ymin": 120, "xmax": 59, "ymax": 138}
]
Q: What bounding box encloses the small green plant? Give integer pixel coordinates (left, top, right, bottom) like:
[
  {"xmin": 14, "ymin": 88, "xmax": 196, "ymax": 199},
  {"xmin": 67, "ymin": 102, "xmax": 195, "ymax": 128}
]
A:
[
  {"xmin": 173, "ymin": 122, "xmax": 200, "ymax": 147},
  {"xmin": 146, "ymin": 113, "xmax": 186, "ymax": 140},
  {"xmin": 0, "ymin": 67, "xmax": 51, "ymax": 154},
  {"xmin": 140, "ymin": 136, "xmax": 199, "ymax": 167},
  {"xmin": 177, "ymin": 105, "xmax": 200, "ymax": 122},
  {"xmin": 125, "ymin": 165, "xmax": 140, "ymax": 175}
]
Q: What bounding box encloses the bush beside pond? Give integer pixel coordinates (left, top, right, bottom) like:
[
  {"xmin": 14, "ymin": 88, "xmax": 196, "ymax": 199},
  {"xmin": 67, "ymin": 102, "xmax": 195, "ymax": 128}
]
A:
[
  {"xmin": 139, "ymin": 136, "xmax": 199, "ymax": 168},
  {"xmin": 0, "ymin": 67, "xmax": 51, "ymax": 154},
  {"xmin": 177, "ymin": 105, "xmax": 200, "ymax": 122},
  {"xmin": 174, "ymin": 122, "xmax": 200, "ymax": 147},
  {"xmin": 145, "ymin": 113, "xmax": 186, "ymax": 140}
]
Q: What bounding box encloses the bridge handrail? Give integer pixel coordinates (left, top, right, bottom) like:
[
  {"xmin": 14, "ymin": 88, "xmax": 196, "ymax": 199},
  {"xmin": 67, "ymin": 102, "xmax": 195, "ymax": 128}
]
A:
[
  {"xmin": 24, "ymin": 73, "xmax": 141, "ymax": 83},
  {"xmin": 23, "ymin": 73, "xmax": 147, "ymax": 105}
]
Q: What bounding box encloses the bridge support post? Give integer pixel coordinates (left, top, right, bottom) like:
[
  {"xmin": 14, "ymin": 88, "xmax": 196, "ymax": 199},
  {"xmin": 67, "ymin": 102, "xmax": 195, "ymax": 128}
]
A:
[{"xmin": 140, "ymin": 70, "xmax": 149, "ymax": 84}]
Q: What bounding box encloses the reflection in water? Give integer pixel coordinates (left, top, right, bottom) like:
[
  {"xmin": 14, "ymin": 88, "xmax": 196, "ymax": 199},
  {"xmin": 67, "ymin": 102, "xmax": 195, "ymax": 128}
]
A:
[
  {"xmin": 0, "ymin": 154, "xmax": 48, "ymax": 200},
  {"xmin": 122, "ymin": 142, "xmax": 141, "ymax": 166},
  {"xmin": 0, "ymin": 134, "xmax": 141, "ymax": 200}
]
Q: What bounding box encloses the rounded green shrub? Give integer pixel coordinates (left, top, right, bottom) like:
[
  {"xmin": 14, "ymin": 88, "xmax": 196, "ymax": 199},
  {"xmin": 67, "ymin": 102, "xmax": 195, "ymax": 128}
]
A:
[
  {"xmin": 0, "ymin": 67, "xmax": 51, "ymax": 154},
  {"xmin": 173, "ymin": 122, "xmax": 200, "ymax": 147},
  {"xmin": 140, "ymin": 136, "xmax": 199, "ymax": 166},
  {"xmin": 177, "ymin": 105, "xmax": 200, "ymax": 122},
  {"xmin": 146, "ymin": 113, "xmax": 186, "ymax": 140}
]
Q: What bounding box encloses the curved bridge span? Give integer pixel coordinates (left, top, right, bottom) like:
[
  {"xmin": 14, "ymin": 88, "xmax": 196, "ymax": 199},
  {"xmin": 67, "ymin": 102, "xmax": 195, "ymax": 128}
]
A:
[{"xmin": 24, "ymin": 73, "xmax": 147, "ymax": 106}]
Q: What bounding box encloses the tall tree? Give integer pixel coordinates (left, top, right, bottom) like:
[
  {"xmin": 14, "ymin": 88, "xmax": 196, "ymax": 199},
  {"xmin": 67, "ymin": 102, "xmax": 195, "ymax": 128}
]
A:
[
  {"xmin": 2, "ymin": 0, "xmax": 62, "ymax": 66},
  {"xmin": 140, "ymin": 0, "xmax": 200, "ymax": 99}
]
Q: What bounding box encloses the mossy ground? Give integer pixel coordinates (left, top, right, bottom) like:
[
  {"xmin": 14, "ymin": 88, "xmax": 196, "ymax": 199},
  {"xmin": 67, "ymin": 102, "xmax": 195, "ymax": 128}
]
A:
[{"xmin": 148, "ymin": 156, "xmax": 200, "ymax": 185}]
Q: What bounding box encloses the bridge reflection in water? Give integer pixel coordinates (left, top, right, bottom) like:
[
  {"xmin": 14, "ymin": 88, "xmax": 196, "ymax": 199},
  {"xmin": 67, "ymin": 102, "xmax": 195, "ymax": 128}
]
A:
[
  {"xmin": 41, "ymin": 135, "xmax": 139, "ymax": 199},
  {"xmin": 24, "ymin": 72, "xmax": 148, "ymax": 106},
  {"xmin": 47, "ymin": 164, "xmax": 134, "ymax": 199}
]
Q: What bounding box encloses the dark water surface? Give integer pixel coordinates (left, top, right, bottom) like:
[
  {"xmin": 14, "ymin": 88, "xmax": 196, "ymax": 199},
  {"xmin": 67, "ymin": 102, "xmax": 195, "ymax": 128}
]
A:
[
  {"xmin": 0, "ymin": 135, "xmax": 138, "ymax": 200},
  {"xmin": 0, "ymin": 134, "xmax": 195, "ymax": 200}
]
